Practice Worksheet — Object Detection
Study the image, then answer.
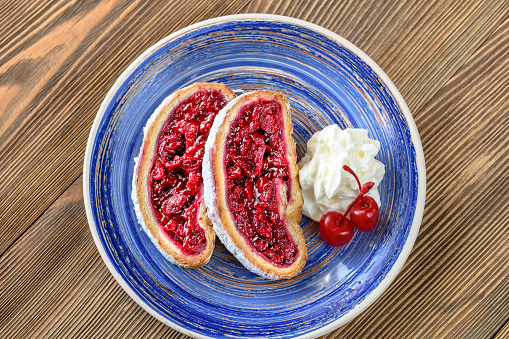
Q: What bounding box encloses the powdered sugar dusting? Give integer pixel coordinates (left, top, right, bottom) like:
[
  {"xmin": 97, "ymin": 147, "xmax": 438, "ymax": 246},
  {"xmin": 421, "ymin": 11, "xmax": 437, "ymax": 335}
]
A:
[{"xmin": 203, "ymin": 92, "xmax": 280, "ymax": 280}]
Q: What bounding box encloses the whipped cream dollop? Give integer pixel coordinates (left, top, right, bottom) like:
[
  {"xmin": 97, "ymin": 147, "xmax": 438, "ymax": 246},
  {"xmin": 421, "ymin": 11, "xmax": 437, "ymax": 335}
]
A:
[{"xmin": 298, "ymin": 125, "xmax": 385, "ymax": 222}]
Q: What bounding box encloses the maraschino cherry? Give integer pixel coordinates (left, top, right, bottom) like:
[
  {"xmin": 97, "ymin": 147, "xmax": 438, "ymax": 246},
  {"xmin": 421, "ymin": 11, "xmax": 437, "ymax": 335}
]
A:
[
  {"xmin": 319, "ymin": 165, "xmax": 379, "ymax": 246},
  {"xmin": 319, "ymin": 211, "xmax": 354, "ymax": 247},
  {"xmin": 343, "ymin": 165, "xmax": 379, "ymax": 232}
]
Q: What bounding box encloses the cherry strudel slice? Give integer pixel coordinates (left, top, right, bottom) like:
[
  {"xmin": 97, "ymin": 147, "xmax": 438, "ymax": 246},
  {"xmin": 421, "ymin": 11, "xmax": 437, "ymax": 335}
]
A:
[
  {"xmin": 203, "ymin": 90, "xmax": 307, "ymax": 279},
  {"xmin": 132, "ymin": 83, "xmax": 235, "ymax": 267}
]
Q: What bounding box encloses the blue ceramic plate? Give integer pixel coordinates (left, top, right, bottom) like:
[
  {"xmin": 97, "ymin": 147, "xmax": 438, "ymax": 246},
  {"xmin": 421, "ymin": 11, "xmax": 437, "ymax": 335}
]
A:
[{"xmin": 84, "ymin": 14, "xmax": 425, "ymax": 338}]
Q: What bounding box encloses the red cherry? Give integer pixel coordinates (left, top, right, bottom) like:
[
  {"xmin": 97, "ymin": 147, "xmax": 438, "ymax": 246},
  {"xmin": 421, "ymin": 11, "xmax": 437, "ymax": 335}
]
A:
[
  {"xmin": 342, "ymin": 165, "xmax": 379, "ymax": 231},
  {"xmin": 350, "ymin": 195, "xmax": 379, "ymax": 232},
  {"xmin": 319, "ymin": 211, "xmax": 354, "ymax": 247},
  {"xmin": 318, "ymin": 165, "xmax": 380, "ymax": 246}
]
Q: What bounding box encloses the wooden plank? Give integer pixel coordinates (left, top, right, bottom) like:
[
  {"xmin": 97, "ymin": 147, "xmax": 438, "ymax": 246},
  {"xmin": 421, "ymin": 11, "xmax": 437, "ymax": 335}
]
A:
[
  {"xmin": 0, "ymin": 176, "xmax": 186, "ymax": 338},
  {"xmin": 244, "ymin": 0, "xmax": 509, "ymax": 115},
  {"xmin": 1, "ymin": 18, "xmax": 508, "ymax": 338},
  {"xmin": 494, "ymin": 321, "xmax": 509, "ymax": 339},
  {"xmin": 0, "ymin": 0, "xmax": 249, "ymax": 255},
  {"xmin": 322, "ymin": 17, "xmax": 509, "ymax": 339},
  {"xmin": 1, "ymin": 1, "xmax": 508, "ymax": 338}
]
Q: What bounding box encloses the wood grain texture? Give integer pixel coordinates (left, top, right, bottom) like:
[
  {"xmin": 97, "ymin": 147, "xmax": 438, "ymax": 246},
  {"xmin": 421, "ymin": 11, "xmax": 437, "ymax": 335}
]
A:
[
  {"xmin": 244, "ymin": 0, "xmax": 509, "ymax": 115},
  {"xmin": 0, "ymin": 0, "xmax": 508, "ymax": 338},
  {"xmin": 0, "ymin": 0, "xmax": 249, "ymax": 255},
  {"xmin": 0, "ymin": 176, "xmax": 187, "ymax": 338},
  {"xmin": 495, "ymin": 321, "xmax": 509, "ymax": 339},
  {"xmin": 323, "ymin": 16, "xmax": 509, "ymax": 339}
]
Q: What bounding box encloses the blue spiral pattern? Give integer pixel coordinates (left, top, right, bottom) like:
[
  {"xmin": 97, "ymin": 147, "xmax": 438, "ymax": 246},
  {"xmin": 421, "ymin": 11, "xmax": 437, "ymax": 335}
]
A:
[{"xmin": 86, "ymin": 17, "xmax": 421, "ymax": 338}]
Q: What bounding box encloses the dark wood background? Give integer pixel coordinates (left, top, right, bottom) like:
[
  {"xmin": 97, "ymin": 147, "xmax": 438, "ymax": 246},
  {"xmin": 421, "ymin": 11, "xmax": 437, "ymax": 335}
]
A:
[{"xmin": 1, "ymin": 0, "xmax": 508, "ymax": 337}]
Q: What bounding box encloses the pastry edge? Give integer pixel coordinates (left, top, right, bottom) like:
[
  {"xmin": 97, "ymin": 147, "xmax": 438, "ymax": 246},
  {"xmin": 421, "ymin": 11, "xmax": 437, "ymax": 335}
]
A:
[
  {"xmin": 203, "ymin": 91, "xmax": 307, "ymax": 279},
  {"xmin": 132, "ymin": 83, "xmax": 235, "ymax": 268}
]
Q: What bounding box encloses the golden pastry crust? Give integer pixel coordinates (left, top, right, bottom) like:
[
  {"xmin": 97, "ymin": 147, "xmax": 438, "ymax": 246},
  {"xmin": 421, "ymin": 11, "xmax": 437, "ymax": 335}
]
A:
[
  {"xmin": 205, "ymin": 90, "xmax": 306, "ymax": 279},
  {"xmin": 134, "ymin": 83, "xmax": 235, "ymax": 268}
]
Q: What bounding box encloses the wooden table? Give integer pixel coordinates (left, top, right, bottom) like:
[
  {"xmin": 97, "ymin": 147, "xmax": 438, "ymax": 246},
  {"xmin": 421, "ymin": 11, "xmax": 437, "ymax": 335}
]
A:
[{"xmin": 1, "ymin": 0, "xmax": 508, "ymax": 338}]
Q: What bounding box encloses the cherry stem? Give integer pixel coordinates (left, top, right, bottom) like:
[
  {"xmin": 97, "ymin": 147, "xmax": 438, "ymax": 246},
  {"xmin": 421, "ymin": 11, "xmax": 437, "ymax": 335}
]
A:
[
  {"xmin": 343, "ymin": 165, "xmax": 362, "ymax": 191},
  {"xmin": 338, "ymin": 192, "xmax": 365, "ymax": 225},
  {"xmin": 337, "ymin": 165, "xmax": 375, "ymax": 225},
  {"xmin": 343, "ymin": 165, "xmax": 374, "ymax": 195}
]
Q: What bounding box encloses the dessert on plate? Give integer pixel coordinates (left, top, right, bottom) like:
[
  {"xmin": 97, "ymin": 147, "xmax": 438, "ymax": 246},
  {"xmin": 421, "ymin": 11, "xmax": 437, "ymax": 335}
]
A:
[
  {"xmin": 132, "ymin": 83, "xmax": 235, "ymax": 268},
  {"xmin": 203, "ymin": 90, "xmax": 307, "ymax": 279},
  {"xmin": 298, "ymin": 125, "xmax": 385, "ymax": 222},
  {"xmin": 298, "ymin": 125, "xmax": 385, "ymax": 246}
]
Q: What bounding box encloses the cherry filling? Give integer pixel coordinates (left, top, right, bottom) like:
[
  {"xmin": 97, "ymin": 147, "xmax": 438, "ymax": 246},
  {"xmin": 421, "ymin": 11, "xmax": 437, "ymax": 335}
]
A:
[
  {"xmin": 149, "ymin": 90, "xmax": 228, "ymax": 255},
  {"xmin": 224, "ymin": 99, "xmax": 298, "ymax": 267}
]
